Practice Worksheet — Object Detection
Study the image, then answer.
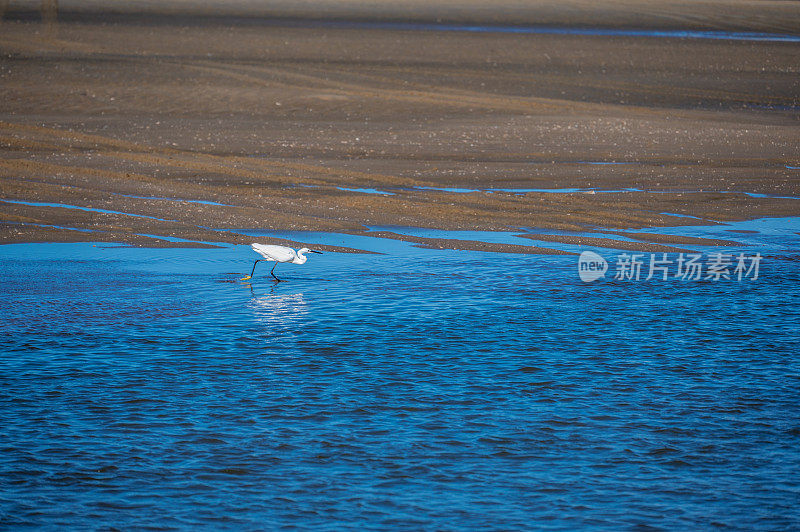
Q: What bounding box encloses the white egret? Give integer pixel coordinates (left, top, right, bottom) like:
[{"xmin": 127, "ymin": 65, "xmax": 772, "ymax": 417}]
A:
[{"xmin": 241, "ymin": 243, "xmax": 322, "ymax": 282}]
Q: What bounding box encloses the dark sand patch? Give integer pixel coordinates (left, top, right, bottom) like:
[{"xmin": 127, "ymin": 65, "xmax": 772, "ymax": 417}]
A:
[
  {"xmin": 363, "ymin": 231, "xmax": 573, "ymax": 255},
  {"xmin": 602, "ymin": 231, "xmax": 745, "ymax": 248},
  {"xmin": 0, "ymin": 222, "xmax": 223, "ymax": 248},
  {"xmin": 515, "ymin": 233, "xmax": 693, "ymax": 253},
  {"xmin": 1, "ymin": 5, "xmax": 798, "ymax": 250},
  {"xmin": 3, "ymin": 0, "xmax": 800, "ymax": 34}
]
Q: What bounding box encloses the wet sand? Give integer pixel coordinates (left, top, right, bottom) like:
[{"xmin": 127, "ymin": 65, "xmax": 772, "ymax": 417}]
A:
[{"xmin": 1, "ymin": 2, "xmax": 798, "ymax": 252}]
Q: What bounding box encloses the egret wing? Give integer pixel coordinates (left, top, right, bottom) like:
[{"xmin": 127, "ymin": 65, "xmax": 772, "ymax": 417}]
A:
[{"xmin": 251, "ymin": 243, "xmax": 296, "ymax": 262}]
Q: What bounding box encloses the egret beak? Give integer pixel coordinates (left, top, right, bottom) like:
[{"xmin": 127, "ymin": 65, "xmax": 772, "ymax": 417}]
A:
[{"xmin": 308, "ymin": 250, "xmax": 323, "ymax": 254}]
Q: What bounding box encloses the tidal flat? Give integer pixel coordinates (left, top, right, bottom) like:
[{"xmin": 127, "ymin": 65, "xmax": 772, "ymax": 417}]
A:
[{"xmin": 1, "ymin": 1, "xmax": 799, "ymax": 250}]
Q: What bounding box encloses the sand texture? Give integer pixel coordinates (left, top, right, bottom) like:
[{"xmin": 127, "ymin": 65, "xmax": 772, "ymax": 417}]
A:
[{"xmin": 1, "ymin": 2, "xmax": 798, "ymax": 251}]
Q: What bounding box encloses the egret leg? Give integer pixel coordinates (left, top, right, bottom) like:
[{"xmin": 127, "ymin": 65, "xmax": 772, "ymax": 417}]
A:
[
  {"xmin": 270, "ymin": 263, "xmax": 282, "ymax": 282},
  {"xmin": 241, "ymin": 260, "xmax": 261, "ymax": 281}
]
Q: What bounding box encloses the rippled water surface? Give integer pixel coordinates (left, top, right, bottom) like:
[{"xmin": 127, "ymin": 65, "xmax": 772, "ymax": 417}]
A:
[{"xmin": 1, "ymin": 228, "xmax": 799, "ymax": 530}]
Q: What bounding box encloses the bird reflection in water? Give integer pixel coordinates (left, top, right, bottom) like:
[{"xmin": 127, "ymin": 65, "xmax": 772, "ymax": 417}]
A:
[{"xmin": 245, "ymin": 283, "xmax": 309, "ymax": 330}]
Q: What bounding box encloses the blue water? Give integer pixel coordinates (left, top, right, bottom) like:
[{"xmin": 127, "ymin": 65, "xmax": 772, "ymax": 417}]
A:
[
  {"xmin": 0, "ymin": 199, "xmax": 173, "ymax": 222},
  {"xmin": 114, "ymin": 194, "xmax": 236, "ymax": 207},
  {"xmin": 575, "ymin": 161, "xmax": 637, "ymax": 166},
  {"xmin": 409, "ymin": 187, "xmax": 800, "ymax": 199},
  {"xmin": 336, "ymin": 187, "xmax": 396, "ymax": 196},
  {"xmin": 1, "ymin": 227, "xmax": 799, "ymax": 529},
  {"xmin": 410, "ymin": 186, "xmax": 635, "ymax": 194},
  {"xmin": 306, "ymin": 20, "xmax": 800, "ymax": 43},
  {"xmin": 3, "ymin": 221, "xmax": 96, "ymax": 234}
]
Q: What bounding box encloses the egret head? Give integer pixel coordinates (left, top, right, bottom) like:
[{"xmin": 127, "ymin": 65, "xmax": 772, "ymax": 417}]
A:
[
  {"xmin": 298, "ymin": 248, "xmax": 323, "ymax": 255},
  {"xmin": 295, "ymin": 248, "xmax": 322, "ymax": 264}
]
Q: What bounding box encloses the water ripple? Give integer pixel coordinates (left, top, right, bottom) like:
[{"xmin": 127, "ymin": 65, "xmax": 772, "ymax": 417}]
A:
[{"xmin": 0, "ymin": 239, "xmax": 798, "ymax": 529}]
